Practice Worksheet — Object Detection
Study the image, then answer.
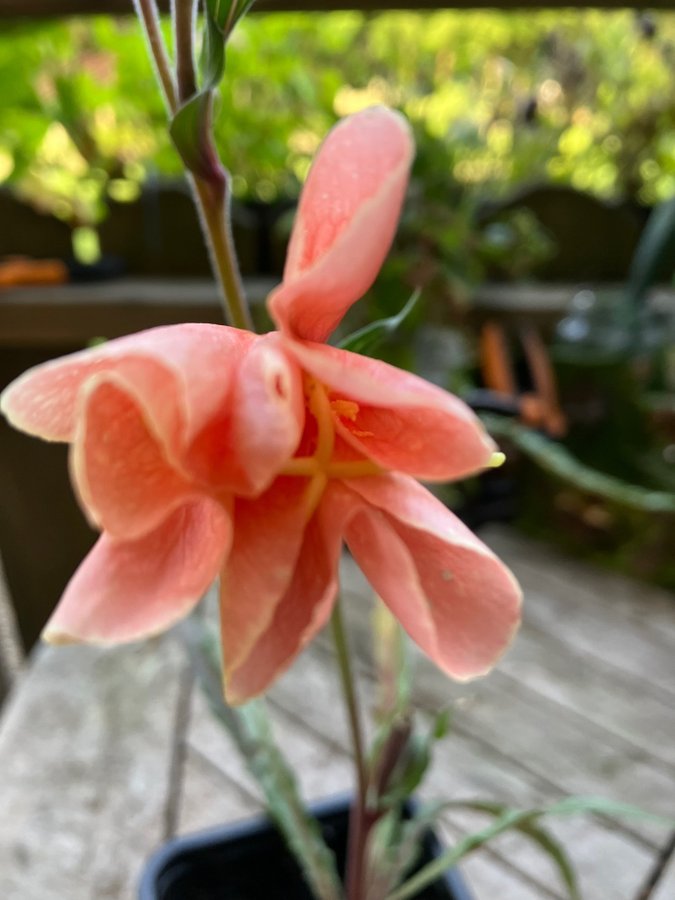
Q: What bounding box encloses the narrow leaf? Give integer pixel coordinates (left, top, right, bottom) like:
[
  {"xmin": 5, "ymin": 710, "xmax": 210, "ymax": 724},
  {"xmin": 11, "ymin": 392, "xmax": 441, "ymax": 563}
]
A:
[
  {"xmin": 338, "ymin": 290, "xmax": 421, "ymax": 356},
  {"xmin": 518, "ymin": 821, "xmax": 580, "ymax": 899},
  {"xmin": 199, "ymin": 12, "xmax": 226, "ymax": 91},
  {"xmin": 388, "ymin": 796, "xmax": 674, "ymax": 900},
  {"xmin": 626, "ymin": 197, "xmax": 675, "ymax": 310},
  {"xmin": 449, "ymin": 801, "xmax": 580, "ymax": 899},
  {"xmin": 482, "ymin": 414, "xmax": 675, "ymax": 514}
]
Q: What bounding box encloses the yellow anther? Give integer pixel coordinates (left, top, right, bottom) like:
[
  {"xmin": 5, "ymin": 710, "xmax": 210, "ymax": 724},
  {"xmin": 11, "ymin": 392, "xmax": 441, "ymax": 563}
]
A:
[
  {"xmin": 331, "ymin": 398, "xmax": 360, "ymax": 422},
  {"xmin": 488, "ymin": 451, "xmax": 507, "ymax": 468}
]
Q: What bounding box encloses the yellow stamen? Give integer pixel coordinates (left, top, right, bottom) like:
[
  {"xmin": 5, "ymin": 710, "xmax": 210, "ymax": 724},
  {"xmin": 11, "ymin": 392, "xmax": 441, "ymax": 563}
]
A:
[
  {"xmin": 300, "ymin": 472, "xmax": 328, "ymax": 521},
  {"xmin": 280, "ymin": 456, "xmax": 320, "ymax": 477},
  {"xmin": 327, "ymin": 460, "xmax": 382, "ymax": 479},
  {"xmin": 281, "ymin": 379, "xmax": 381, "ymax": 509},
  {"xmin": 488, "ymin": 451, "xmax": 506, "ymax": 468},
  {"xmin": 331, "ymin": 398, "xmax": 360, "ymax": 422}
]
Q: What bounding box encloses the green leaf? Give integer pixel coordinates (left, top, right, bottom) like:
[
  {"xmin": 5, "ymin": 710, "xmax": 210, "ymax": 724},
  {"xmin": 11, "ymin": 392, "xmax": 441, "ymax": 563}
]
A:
[
  {"xmin": 169, "ymin": 92, "xmax": 221, "ymax": 181},
  {"xmin": 338, "ymin": 290, "xmax": 421, "ymax": 356},
  {"xmin": 378, "ymin": 712, "xmax": 451, "ymax": 809},
  {"xmin": 482, "ymin": 414, "xmax": 675, "ymax": 514},
  {"xmin": 199, "ymin": 12, "xmax": 226, "ymax": 92},
  {"xmin": 626, "ymin": 197, "xmax": 675, "ymax": 310},
  {"xmin": 450, "ymin": 801, "xmax": 580, "ymax": 900},
  {"xmin": 431, "ymin": 708, "xmax": 452, "ymax": 741},
  {"xmin": 172, "ymin": 1, "xmax": 257, "ymax": 179},
  {"xmin": 388, "ymin": 796, "xmax": 674, "ymax": 900},
  {"xmin": 379, "ymin": 731, "xmax": 430, "ymax": 808},
  {"xmin": 177, "ymin": 615, "xmax": 343, "ymax": 900},
  {"xmin": 199, "ymin": 0, "xmax": 256, "ymax": 87}
]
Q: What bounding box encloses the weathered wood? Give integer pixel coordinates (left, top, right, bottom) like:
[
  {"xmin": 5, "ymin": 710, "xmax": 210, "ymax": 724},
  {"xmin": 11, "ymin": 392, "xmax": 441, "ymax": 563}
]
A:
[
  {"xmin": 0, "ymin": 278, "xmax": 275, "ymax": 347},
  {"xmin": 1, "ymin": 0, "xmax": 673, "ymax": 16},
  {"xmin": 649, "ymin": 840, "xmax": 675, "ymax": 900},
  {"xmin": 482, "ymin": 529, "xmax": 675, "ymax": 697},
  {"xmin": 1, "ymin": 530, "xmax": 673, "ymax": 897},
  {"xmin": 2, "ymin": 279, "xmax": 673, "ymax": 348},
  {"xmin": 0, "ymin": 637, "xmax": 185, "ymax": 900},
  {"xmin": 0, "ymin": 553, "xmax": 23, "ymax": 704},
  {"xmin": 269, "ymin": 640, "xmax": 657, "ymax": 899},
  {"xmin": 496, "ymin": 623, "xmax": 675, "ymax": 771}
]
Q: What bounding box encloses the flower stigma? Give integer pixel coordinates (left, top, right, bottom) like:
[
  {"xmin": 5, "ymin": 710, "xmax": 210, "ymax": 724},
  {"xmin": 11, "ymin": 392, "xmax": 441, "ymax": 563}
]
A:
[{"xmin": 280, "ymin": 376, "xmax": 382, "ymax": 519}]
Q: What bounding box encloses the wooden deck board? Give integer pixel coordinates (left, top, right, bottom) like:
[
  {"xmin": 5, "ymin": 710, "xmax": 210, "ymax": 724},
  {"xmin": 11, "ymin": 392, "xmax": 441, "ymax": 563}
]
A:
[
  {"xmin": 0, "ymin": 528, "xmax": 673, "ymax": 898},
  {"xmin": 269, "ymin": 641, "xmax": 657, "ymax": 900},
  {"xmin": 0, "ymin": 638, "xmax": 184, "ymax": 900},
  {"xmin": 650, "ymin": 847, "xmax": 675, "ymax": 900},
  {"xmin": 483, "ymin": 530, "xmax": 675, "ymax": 697}
]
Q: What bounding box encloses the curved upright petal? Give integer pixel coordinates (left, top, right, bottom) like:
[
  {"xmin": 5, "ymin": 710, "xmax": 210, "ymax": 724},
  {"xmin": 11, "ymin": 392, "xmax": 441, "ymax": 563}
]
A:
[
  {"xmin": 42, "ymin": 497, "xmax": 232, "ymax": 645},
  {"xmin": 70, "ymin": 374, "xmax": 198, "ymax": 539},
  {"xmin": 268, "ymin": 107, "xmax": 414, "ymax": 342},
  {"xmin": 224, "ymin": 488, "xmax": 347, "ymax": 704},
  {"xmin": 287, "ymin": 340, "xmax": 496, "ymax": 481},
  {"xmin": 343, "ymin": 474, "xmax": 522, "ymax": 680}
]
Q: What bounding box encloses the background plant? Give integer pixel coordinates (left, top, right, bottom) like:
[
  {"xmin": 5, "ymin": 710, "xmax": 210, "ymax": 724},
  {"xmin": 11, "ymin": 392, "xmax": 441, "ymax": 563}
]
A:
[{"xmin": 3, "ymin": 10, "xmax": 675, "ymax": 226}]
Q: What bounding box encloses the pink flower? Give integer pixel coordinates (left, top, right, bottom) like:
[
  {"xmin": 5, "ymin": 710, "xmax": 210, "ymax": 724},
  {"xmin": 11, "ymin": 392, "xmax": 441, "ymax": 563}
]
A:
[{"xmin": 1, "ymin": 107, "xmax": 521, "ymax": 703}]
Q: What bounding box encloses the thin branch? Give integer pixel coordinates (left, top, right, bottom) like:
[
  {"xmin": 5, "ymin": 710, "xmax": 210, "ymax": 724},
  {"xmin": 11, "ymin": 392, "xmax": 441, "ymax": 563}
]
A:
[
  {"xmin": 133, "ymin": 0, "xmax": 177, "ymax": 113},
  {"xmin": 330, "ymin": 600, "xmax": 369, "ymax": 900},
  {"xmin": 172, "ymin": 0, "xmax": 198, "ymax": 102}
]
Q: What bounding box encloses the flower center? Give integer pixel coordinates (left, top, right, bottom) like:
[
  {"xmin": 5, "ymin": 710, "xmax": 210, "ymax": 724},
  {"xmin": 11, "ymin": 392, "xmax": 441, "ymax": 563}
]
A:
[{"xmin": 280, "ymin": 376, "xmax": 382, "ymax": 518}]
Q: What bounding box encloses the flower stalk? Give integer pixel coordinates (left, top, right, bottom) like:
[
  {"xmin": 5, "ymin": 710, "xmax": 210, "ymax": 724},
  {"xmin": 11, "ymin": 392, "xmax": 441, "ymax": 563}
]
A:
[
  {"xmin": 133, "ymin": 0, "xmax": 253, "ymax": 331},
  {"xmin": 132, "ymin": 0, "xmax": 177, "ymax": 114},
  {"xmin": 330, "ymin": 600, "xmax": 370, "ymax": 899},
  {"xmin": 172, "ymin": 0, "xmax": 197, "ymax": 103}
]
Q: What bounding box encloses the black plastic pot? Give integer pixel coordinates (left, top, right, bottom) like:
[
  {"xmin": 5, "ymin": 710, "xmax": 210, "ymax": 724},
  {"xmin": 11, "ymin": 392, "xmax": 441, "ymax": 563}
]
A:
[{"xmin": 139, "ymin": 797, "xmax": 474, "ymax": 900}]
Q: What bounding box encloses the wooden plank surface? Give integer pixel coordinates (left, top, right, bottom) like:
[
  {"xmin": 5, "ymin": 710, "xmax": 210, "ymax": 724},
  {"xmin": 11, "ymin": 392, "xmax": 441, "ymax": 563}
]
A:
[
  {"xmin": 650, "ymin": 845, "xmax": 675, "ymax": 900},
  {"xmin": 2, "ymin": 279, "xmax": 673, "ymax": 348},
  {"xmin": 269, "ymin": 642, "xmax": 658, "ymax": 899},
  {"xmin": 0, "ymin": 277, "xmax": 275, "ymax": 347},
  {"xmin": 0, "ymin": 528, "xmax": 673, "ymax": 898},
  {"xmin": 0, "ymin": 637, "xmax": 186, "ymax": 900}
]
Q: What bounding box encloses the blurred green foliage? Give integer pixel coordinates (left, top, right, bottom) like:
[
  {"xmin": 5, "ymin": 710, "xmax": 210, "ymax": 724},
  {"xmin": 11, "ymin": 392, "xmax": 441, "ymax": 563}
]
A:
[{"xmin": 2, "ymin": 9, "xmax": 675, "ymax": 229}]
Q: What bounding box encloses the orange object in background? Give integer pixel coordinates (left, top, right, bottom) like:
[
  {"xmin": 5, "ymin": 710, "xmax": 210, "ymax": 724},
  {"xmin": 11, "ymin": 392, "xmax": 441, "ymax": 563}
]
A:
[
  {"xmin": 479, "ymin": 319, "xmax": 567, "ymax": 438},
  {"xmin": 0, "ymin": 257, "xmax": 69, "ymax": 288}
]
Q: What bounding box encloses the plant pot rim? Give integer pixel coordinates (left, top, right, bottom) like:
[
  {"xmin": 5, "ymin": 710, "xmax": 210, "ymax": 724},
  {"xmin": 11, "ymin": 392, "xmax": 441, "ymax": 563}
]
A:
[{"xmin": 139, "ymin": 794, "xmax": 474, "ymax": 900}]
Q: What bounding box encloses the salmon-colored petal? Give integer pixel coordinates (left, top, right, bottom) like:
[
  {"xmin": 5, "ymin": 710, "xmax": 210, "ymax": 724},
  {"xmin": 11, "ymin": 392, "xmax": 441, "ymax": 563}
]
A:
[
  {"xmin": 0, "ymin": 325, "xmax": 253, "ymax": 454},
  {"xmin": 268, "ymin": 107, "xmax": 414, "ymax": 342},
  {"xmin": 219, "ymin": 478, "xmax": 309, "ymax": 677},
  {"xmin": 42, "ymin": 497, "xmax": 231, "ymax": 645},
  {"xmin": 71, "ymin": 374, "xmax": 198, "ymax": 539},
  {"xmin": 187, "ymin": 334, "xmax": 303, "ymax": 495},
  {"xmin": 288, "ymin": 340, "xmax": 496, "ymax": 481},
  {"xmin": 224, "ymin": 489, "xmax": 346, "ymax": 704},
  {"xmin": 344, "ymin": 474, "xmax": 522, "ymax": 680}
]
